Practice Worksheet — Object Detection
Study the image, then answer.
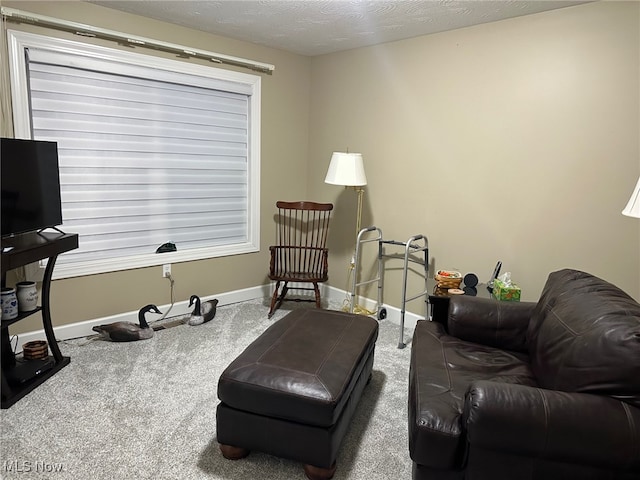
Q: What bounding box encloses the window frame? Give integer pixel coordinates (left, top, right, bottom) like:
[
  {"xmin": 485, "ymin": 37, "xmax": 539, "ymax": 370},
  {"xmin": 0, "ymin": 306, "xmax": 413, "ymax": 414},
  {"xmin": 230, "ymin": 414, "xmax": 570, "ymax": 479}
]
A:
[{"xmin": 6, "ymin": 29, "xmax": 261, "ymax": 279}]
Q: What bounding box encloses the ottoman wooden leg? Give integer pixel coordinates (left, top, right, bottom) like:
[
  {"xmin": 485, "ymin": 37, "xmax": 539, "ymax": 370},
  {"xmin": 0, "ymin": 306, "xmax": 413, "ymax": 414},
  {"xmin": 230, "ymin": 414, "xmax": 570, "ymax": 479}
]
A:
[
  {"xmin": 219, "ymin": 443, "xmax": 250, "ymax": 460},
  {"xmin": 303, "ymin": 462, "xmax": 337, "ymax": 480}
]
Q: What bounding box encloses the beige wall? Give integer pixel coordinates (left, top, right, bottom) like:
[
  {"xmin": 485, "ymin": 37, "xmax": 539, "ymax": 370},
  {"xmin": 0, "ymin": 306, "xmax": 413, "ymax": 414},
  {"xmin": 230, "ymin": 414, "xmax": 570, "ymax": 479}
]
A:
[
  {"xmin": 310, "ymin": 1, "xmax": 640, "ymax": 310},
  {"xmin": 2, "ymin": 1, "xmax": 639, "ymax": 335},
  {"xmin": 2, "ymin": 1, "xmax": 311, "ymax": 333}
]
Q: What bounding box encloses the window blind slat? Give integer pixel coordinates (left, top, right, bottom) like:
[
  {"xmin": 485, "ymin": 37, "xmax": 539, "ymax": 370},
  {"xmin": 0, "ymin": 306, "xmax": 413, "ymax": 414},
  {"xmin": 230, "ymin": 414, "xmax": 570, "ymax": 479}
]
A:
[
  {"xmin": 30, "ymin": 95, "xmax": 248, "ymax": 125},
  {"xmin": 57, "ymin": 155, "xmax": 246, "ymax": 170},
  {"xmin": 33, "ymin": 118, "xmax": 247, "ymax": 141},
  {"xmin": 33, "ymin": 109, "xmax": 247, "ymax": 131},
  {"xmin": 61, "ymin": 199, "xmax": 247, "ymax": 217},
  {"xmin": 33, "ymin": 136, "xmax": 248, "ymax": 156},
  {"xmin": 30, "ymin": 102, "xmax": 247, "ymax": 128}
]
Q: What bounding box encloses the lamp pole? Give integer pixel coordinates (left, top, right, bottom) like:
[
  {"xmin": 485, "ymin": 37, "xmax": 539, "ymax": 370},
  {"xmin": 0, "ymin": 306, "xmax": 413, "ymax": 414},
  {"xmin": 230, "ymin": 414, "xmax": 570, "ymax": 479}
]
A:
[{"xmin": 355, "ymin": 186, "xmax": 365, "ymax": 240}]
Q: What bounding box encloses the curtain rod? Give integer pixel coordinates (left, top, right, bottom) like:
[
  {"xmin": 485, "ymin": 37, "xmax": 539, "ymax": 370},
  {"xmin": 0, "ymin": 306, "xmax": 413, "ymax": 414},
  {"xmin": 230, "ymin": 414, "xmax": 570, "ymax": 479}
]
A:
[{"xmin": 1, "ymin": 6, "xmax": 275, "ymax": 74}]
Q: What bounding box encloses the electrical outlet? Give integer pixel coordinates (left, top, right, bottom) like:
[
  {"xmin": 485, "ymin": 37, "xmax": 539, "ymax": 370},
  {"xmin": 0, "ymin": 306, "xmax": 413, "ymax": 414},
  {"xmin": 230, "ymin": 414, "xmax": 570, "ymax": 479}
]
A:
[{"xmin": 163, "ymin": 264, "xmax": 171, "ymax": 277}]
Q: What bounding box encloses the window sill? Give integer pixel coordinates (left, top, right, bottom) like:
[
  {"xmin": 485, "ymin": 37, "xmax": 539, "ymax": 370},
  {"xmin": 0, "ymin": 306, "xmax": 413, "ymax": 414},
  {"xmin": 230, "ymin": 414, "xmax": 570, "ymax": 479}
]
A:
[{"xmin": 53, "ymin": 242, "xmax": 259, "ymax": 279}]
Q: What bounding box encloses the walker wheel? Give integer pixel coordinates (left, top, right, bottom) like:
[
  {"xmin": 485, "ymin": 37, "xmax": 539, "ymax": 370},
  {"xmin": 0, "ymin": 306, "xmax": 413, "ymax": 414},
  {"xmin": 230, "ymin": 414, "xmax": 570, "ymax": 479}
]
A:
[{"xmin": 378, "ymin": 308, "xmax": 387, "ymax": 320}]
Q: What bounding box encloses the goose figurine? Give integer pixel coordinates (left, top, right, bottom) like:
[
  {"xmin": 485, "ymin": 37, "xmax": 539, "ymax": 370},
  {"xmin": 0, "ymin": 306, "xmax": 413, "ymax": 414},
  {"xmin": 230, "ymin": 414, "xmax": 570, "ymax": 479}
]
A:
[
  {"xmin": 187, "ymin": 295, "xmax": 218, "ymax": 326},
  {"xmin": 92, "ymin": 304, "xmax": 162, "ymax": 342}
]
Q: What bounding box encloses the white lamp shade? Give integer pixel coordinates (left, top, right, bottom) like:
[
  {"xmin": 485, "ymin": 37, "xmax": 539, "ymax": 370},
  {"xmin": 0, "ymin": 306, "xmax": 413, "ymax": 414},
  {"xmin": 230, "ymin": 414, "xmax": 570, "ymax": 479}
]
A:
[
  {"xmin": 622, "ymin": 176, "xmax": 640, "ymax": 218},
  {"xmin": 324, "ymin": 152, "xmax": 367, "ymax": 186}
]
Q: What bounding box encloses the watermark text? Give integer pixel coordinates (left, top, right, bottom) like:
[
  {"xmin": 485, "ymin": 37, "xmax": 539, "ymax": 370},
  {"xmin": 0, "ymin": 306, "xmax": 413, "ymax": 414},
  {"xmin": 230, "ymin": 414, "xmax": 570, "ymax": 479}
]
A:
[{"xmin": 3, "ymin": 460, "xmax": 64, "ymax": 474}]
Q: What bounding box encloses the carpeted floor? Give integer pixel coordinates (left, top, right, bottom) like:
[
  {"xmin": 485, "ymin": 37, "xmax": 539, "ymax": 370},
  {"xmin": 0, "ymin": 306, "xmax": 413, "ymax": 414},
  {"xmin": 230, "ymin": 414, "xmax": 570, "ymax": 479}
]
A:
[{"xmin": 0, "ymin": 299, "xmax": 414, "ymax": 479}]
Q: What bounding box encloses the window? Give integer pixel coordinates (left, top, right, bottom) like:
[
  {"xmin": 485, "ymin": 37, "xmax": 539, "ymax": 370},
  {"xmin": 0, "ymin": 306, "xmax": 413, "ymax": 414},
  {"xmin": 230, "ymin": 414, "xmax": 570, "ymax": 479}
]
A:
[{"xmin": 7, "ymin": 30, "xmax": 261, "ymax": 279}]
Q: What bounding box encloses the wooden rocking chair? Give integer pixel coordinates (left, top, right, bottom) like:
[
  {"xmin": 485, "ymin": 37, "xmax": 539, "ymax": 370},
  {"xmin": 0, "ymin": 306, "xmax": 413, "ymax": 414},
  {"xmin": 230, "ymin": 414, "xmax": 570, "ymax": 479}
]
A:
[{"xmin": 268, "ymin": 201, "xmax": 333, "ymax": 318}]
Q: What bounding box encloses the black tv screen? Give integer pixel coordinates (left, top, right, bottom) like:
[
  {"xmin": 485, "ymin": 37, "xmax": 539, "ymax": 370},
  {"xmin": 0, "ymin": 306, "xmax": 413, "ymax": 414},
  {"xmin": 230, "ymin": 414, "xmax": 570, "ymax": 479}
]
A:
[{"xmin": 1, "ymin": 138, "xmax": 63, "ymax": 237}]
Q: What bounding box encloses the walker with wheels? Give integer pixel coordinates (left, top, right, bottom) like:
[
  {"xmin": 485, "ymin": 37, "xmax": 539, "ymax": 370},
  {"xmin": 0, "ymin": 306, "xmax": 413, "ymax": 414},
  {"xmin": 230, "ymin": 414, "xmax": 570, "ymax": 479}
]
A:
[{"xmin": 350, "ymin": 226, "xmax": 429, "ymax": 348}]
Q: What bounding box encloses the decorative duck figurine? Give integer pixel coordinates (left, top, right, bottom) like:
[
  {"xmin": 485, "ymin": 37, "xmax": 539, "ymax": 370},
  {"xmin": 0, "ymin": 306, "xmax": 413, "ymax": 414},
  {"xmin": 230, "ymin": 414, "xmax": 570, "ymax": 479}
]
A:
[
  {"xmin": 187, "ymin": 295, "xmax": 219, "ymax": 326},
  {"xmin": 92, "ymin": 304, "xmax": 162, "ymax": 342}
]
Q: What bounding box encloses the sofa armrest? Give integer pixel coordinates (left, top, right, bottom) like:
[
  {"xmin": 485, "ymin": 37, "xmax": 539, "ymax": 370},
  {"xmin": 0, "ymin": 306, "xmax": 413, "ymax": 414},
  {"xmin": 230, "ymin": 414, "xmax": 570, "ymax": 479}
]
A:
[
  {"xmin": 463, "ymin": 381, "xmax": 640, "ymax": 472},
  {"xmin": 448, "ymin": 296, "xmax": 535, "ymax": 352}
]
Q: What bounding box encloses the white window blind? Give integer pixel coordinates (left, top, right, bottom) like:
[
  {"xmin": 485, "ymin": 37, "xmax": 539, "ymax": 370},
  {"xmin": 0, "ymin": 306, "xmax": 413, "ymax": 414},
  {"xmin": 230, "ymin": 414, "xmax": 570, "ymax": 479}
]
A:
[{"xmin": 8, "ymin": 31, "xmax": 261, "ymax": 278}]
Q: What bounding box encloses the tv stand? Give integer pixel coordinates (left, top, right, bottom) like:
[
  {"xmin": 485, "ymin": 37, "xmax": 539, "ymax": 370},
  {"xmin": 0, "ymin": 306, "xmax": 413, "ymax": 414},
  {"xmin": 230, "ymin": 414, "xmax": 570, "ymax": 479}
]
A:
[{"xmin": 1, "ymin": 231, "xmax": 78, "ymax": 408}]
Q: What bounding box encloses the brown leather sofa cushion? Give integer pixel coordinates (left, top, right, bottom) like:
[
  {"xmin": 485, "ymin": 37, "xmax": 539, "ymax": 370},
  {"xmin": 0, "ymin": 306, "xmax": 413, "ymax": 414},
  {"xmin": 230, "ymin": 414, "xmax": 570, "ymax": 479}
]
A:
[
  {"xmin": 218, "ymin": 308, "xmax": 378, "ymax": 427},
  {"xmin": 527, "ymin": 269, "xmax": 640, "ymax": 408},
  {"xmin": 409, "ymin": 320, "xmax": 536, "ymax": 469}
]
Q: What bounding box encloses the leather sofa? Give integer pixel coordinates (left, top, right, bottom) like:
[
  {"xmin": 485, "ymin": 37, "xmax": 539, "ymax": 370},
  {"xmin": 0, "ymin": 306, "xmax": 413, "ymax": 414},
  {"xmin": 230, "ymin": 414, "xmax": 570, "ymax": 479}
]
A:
[{"xmin": 408, "ymin": 269, "xmax": 640, "ymax": 480}]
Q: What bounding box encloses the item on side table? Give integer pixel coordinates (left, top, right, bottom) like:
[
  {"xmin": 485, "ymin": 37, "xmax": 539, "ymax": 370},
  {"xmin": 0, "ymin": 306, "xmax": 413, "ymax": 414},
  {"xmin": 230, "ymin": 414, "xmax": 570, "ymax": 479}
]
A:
[
  {"xmin": 487, "ymin": 260, "xmax": 502, "ymax": 289},
  {"xmin": 463, "ymin": 272, "xmax": 479, "ymax": 288},
  {"xmin": 5, "ymin": 356, "xmax": 55, "ymax": 386},
  {"xmin": 23, "ymin": 340, "xmax": 49, "ymax": 360},
  {"xmin": 16, "ymin": 281, "xmax": 38, "ymax": 312},
  {"xmin": 492, "ymin": 276, "xmax": 521, "ymax": 302},
  {"xmin": 1, "ymin": 287, "xmax": 18, "ymax": 320},
  {"xmin": 435, "ymin": 270, "xmax": 462, "ymax": 289}
]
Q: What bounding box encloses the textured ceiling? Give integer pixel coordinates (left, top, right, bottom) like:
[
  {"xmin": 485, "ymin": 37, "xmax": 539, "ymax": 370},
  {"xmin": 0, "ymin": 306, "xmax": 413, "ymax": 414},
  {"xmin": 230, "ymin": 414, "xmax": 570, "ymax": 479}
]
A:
[{"xmin": 87, "ymin": 1, "xmax": 588, "ymax": 56}]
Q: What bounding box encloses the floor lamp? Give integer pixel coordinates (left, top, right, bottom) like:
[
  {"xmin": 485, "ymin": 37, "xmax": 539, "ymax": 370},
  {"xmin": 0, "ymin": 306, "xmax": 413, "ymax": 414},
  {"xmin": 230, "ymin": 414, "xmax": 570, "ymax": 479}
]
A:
[
  {"xmin": 622, "ymin": 176, "xmax": 640, "ymax": 218},
  {"xmin": 325, "ymin": 151, "xmax": 371, "ymax": 313}
]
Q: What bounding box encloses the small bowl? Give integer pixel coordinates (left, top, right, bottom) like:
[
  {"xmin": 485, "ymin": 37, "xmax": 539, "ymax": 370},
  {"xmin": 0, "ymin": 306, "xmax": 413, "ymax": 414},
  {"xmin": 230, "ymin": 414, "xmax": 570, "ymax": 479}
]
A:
[{"xmin": 23, "ymin": 340, "xmax": 49, "ymax": 360}]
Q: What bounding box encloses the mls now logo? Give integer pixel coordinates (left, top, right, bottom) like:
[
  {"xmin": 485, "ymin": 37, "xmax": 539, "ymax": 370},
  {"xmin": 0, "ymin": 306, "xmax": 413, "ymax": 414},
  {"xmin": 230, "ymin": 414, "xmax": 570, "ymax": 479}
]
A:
[{"xmin": 3, "ymin": 460, "xmax": 64, "ymax": 473}]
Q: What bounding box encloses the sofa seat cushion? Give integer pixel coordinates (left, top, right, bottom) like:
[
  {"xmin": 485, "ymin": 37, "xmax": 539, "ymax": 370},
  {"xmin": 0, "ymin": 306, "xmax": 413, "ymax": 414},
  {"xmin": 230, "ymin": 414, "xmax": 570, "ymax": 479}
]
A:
[{"xmin": 409, "ymin": 319, "xmax": 537, "ymax": 469}]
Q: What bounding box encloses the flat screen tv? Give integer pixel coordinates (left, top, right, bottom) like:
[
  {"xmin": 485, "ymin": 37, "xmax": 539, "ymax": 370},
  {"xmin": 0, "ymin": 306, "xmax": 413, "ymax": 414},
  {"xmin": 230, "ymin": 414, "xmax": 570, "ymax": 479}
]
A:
[{"xmin": 1, "ymin": 137, "xmax": 63, "ymax": 238}]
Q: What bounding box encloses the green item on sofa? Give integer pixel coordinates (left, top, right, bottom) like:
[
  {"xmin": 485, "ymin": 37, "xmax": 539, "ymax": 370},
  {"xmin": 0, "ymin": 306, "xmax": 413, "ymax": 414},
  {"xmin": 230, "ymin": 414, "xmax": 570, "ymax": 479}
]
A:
[{"xmin": 492, "ymin": 278, "xmax": 521, "ymax": 301}]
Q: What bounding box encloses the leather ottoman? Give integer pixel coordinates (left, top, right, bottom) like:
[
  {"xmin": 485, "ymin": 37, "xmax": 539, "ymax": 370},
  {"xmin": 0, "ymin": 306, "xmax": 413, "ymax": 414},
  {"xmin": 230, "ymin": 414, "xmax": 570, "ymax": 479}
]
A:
[{"xmin": 216, "ymin": 308, "xmax": 379, "ymax": 480}]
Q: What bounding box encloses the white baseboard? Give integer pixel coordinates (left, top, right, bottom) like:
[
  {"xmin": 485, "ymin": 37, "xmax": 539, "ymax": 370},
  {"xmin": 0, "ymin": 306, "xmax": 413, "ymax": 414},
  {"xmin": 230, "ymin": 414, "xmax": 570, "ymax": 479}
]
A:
[
  {"xmin": 270, "ymin": 283, "xmax": 425, "ymax": 331},
  {"xmin": 14, "ymin": 283, "xmax": 425, "ymax": 351},
  {"xmin": 323, "ymin": 285, "xmax": 424, "ymax": 347}
]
